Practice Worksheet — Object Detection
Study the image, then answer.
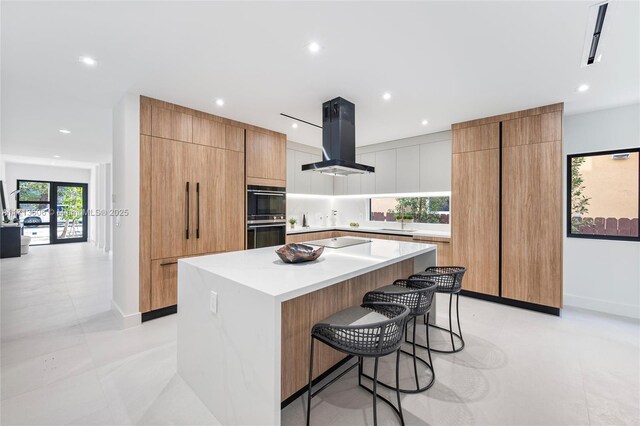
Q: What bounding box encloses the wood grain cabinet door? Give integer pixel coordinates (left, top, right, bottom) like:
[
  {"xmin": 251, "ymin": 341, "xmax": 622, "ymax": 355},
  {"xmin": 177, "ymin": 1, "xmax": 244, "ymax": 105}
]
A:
[
  {"xmin": 150, "ymin": 138, "xmax": 191, "ymax": 259},
  {"xmin": 151, "ymin": 106, "xmax": 192, "ymax": 143},
  {"xmin": 151, "ymin": 258, "xmax": 178, "ymax": 310},
  {"xmin": 452, "ymin": 149, "xmax": 500, "ymax": 296},
  {"xmin": 189, "ymin": 144, "xmax": 226, "ymax": 255},
  {"xmin": 224, "ymin": 149, "xmax": 245, "ymax": 252},
  {"xmin": 192, "ymin": 116, "xmax": 225, "ymax": 149},
  {"xmin": 502, "ymin": 140, "xmax": 562, "ymax": 308},
  {"xmin": 246, "ymin": 130, "xmax": 286, "ymax": 181}
]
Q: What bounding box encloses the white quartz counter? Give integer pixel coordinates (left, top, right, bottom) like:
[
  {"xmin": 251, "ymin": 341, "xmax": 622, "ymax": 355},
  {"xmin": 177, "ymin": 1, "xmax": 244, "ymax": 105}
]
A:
[
  {"xmin": 286, "ymin": 225, "xmax": 451, "ymax": 239},
  {"xmin": 181, "ymin": 237, "xmax": 436, "ymax": 301},
  {"xmin": 177, "ymin": 237, "xmax": 437, "ymax": 425}
]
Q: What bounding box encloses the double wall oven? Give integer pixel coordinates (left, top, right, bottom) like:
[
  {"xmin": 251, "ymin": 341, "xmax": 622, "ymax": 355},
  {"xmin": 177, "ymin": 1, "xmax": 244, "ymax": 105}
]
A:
[{"xmin": 246, "ymin": 185, "xmax": 286, "ymax": 249}]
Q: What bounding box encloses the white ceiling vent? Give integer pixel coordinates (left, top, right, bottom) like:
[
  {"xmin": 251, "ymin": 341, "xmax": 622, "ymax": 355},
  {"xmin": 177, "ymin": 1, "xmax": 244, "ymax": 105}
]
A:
[{"xmin": 581, "ymin": 2, "xmax": 609, "ymax": 67}]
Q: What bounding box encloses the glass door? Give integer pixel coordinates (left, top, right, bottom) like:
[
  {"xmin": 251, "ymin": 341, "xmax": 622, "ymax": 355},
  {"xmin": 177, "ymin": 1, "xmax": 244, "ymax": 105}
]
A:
[
  {"xmin": 51, "ymin": 183, "xmax": 88, "ymax": 243},
  {"xmin": 16, "ymin": 180, "xmax": 52, "ymax": 245}
]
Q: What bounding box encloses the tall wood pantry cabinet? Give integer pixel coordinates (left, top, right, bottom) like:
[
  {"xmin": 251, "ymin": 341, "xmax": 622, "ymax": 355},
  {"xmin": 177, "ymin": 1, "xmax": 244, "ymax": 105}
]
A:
[
  {"xmin": 452, "ymin": 103, "xmax": 563, "ymax": 313},
  {"xmin": 139, "ymin": 97, "xmax": 286, "ymax": 315}
]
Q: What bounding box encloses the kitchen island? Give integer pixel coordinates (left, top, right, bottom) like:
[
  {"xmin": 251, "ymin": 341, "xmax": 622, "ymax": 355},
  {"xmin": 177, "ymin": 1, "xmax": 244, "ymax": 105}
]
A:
[{"xmin": 177, "ymin": 237, "xmax": 436, "ymax": 425}]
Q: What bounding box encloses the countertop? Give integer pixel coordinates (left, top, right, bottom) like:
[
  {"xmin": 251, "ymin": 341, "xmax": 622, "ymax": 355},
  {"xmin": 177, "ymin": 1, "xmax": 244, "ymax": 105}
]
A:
[
  {"xmin": 180, "ymin": 237, "xmax": 436, "ymax": 301},
  {"xmin": 287, "ymin": 225, "xmax": 451, "ymax": 240}
]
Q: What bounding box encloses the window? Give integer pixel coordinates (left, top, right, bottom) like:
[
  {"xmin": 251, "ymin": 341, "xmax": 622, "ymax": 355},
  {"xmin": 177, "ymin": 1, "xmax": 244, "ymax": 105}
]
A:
[
  {"xmin": 369, "ymin": 196, "xmax": 450, "ymax": 224},
  {"xmin": 567, "ymin": 148, "xmax": 639, "ymax": 241}
]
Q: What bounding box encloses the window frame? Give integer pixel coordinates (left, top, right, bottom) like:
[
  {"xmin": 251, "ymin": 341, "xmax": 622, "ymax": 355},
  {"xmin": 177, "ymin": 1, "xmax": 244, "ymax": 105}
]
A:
[
  {"xmin": 368, "ymin": 195, "xmax": 450, "ymax": 224},
  {"xmin": 566, "ymin": 147, "xmax": 640, "ymax": 242}
]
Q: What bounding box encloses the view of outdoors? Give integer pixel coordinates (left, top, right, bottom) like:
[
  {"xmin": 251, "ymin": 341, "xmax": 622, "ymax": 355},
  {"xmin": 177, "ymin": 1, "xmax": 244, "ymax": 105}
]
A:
[
  {"xmin": 570, "ymin": 150, "xmax": 639, "ymax": 238},
  {"xmin": 17, "ymin": 180, "xmax": 86, "ymax": 244},
  {"xmin": 370, "ymin": 196, "xmax": 450, "ymax": 224}
]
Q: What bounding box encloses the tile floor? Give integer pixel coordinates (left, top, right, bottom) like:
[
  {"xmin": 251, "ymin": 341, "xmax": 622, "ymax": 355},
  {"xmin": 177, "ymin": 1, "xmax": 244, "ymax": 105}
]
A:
[{"xmin": 1, "ymin": 243, "xmax": 639, "ymax": 425}]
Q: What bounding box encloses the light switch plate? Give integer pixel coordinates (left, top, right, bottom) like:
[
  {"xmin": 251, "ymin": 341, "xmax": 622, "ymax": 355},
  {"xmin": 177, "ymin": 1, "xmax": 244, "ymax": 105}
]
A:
[{"xmin": 209, "ymin": 291, "xmax": 218, "ymax": 314}]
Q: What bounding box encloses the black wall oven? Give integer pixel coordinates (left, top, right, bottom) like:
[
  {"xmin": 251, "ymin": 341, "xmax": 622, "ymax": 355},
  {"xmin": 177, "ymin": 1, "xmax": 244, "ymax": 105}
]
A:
[{"xmin": 247, "ymin": 185, "xmax": 286, "ymax": 249}]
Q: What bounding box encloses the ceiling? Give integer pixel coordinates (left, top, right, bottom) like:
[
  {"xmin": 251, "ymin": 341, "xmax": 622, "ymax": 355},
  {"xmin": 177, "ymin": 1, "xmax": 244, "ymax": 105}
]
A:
[{"xmin": 2, "ymin": 1, "xmax": 638, "ymax": 164}]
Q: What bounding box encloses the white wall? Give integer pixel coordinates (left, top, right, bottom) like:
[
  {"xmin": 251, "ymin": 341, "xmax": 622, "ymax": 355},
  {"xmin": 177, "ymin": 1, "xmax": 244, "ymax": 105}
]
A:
[
  {"xmin": 286, "ymin": 130, "xmax": 452, "ymax": 233},
  {"xmin": 563, "ymin": 104, "xmax": 640, "ymax": 319},
  {"xmin": 4, "ymin": 163, "xmax": 91, "ymax": 211},
  {"xmin": 111, "ymin": 93, "xmax": 141, "ymax": 328}
]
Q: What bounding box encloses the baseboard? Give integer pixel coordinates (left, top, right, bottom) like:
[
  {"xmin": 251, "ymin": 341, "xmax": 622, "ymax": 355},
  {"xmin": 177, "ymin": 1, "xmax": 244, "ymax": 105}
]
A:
[
  {"xmin": 563, "ymin": 293, "xmax": 640, "ymax": 319},
  {"xmin": 111, "ymin": 300, "xmax": 142, "ymax": 329}
]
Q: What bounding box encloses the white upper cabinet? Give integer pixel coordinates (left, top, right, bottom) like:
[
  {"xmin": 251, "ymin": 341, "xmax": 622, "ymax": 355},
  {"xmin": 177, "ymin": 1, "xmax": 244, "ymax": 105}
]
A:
[
  {"xmin": 346, "ymin": 154, "xmax": 362, "ymax": 195},
  {"xmin": 419, "ymin": 140, "xmax": 452, "ymax": 192},
  {"xmin": 287, "ymin": 148, "xmax": 333, "ymax": 195},
  {"xmin": 375, "ymin": 149, "xmax": 396, "ymax": 194},
  {"xmin": 310, "ymin": 153, "xmax": 333, "ymax": 195},
  {"xmin": 293, "ymin": 150, "xmax": 312, "ymax": 194},
  {"xmin": 396, "ymin": 145, "xmax": 420, "ymax": 193},
  {"xmin": 360, "ymin": 152, "xmax": 376, "ymax": 194},
  {"xmin": 286, "ymin": 149, "xmax": 296, "ymax": 190}
]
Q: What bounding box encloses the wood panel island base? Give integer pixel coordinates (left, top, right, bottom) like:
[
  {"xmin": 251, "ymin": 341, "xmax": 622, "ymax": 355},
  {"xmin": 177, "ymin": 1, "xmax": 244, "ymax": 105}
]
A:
[{"xmin": 177, "ymin": 237, "xmax": 436, "ymax": 425}]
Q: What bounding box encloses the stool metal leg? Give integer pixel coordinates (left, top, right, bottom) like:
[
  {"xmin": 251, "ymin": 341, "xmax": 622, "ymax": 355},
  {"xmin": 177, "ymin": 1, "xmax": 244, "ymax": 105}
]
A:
[
  {"xmin": 306, "ymin": 337, "xmax": 315, "ymax": 426},
  {"xmin": 372, "ymin": 357, "xmax": 379, "ymax": 426},
  {"xmin": 448, "ymin": 294, "xmax": 455, "ymax": 351},
  {"xmin": 425, "ymin": 313, "xmax": 433, "ymax": 369},
  {"xmin": 456, "ymin": 294, "xmax": 463, "ymax": 343},
  {"xmin": 395, "ymin": 348, "xmax": 404, "ymax": 426},
  {"xmin": 411, "ymin": 317, "xmax": 419, "ymax": 390}
]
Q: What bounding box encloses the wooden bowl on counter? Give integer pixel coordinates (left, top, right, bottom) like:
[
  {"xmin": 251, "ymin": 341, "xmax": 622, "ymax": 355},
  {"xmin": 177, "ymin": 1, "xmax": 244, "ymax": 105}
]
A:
[{"xmin": 275, "ymin": 243, "xmax": 324, "ymax": 264}]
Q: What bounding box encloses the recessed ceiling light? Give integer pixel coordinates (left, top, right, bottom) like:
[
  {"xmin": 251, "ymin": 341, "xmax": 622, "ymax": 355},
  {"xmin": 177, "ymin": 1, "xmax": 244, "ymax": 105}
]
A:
[
  {"xmin": 292, "ymin": 123, "xmax": 298, "ymax": 129},
  {"xmin": 307, "ymin": 41, "xmax": 321, "ymax": 53},
  {"xmin": 53, "ymin": 155, "xmax": 61, "ymax": 158},
  {"xmin": 577, "ymin": 84, "xmax": 590, "ymax": 93},
  {"xmin": 78, "ymin": 56, "xmax": 97, "ymax": 67},
  {"xmin": 59, "ymin": 129, "xmax": 71, "ymax": 134},
  {"xmin": 382, "ymin": 92, "xmax": 391, "ymax": 101},
  {"xmin": 215, "ymin": 98, "xmax": 224, "ymax": 106},
  {"xmin": 421, "ymin": 119, "xmax": 429, "ymax": 126}
]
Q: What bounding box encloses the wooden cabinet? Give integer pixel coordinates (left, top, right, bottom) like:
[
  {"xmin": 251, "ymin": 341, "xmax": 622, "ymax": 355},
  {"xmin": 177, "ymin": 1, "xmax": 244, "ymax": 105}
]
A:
[
  {"xmin": 502, "ymin": 117, "xmax": 562, "ymax": 308},
  {"xmin": 286, "ymin": 231, "xmax": 336, "ymax": 244},
  {"xmin": 151, "ymin": 258, "xmax": 179, "ymax": 310},
  {"xmin": 193, "ymin": 116, "xmax": 225, "ymax": 149},
  {"xmin": 451, "ymin": 104, "xmax": 563, "ymax": 310},
  {"xmin": 189, "ymin": 144, "xmax": 226, "ymax": 255},
  {"xmin": 151, "ymin": 106, "xmax": 192, "ymax": 143},
  {"xmin": 246, "ymin": 130, "xmax": 286, "ymax": 186},
  {"xmin": 150, "ymin": 137, "xmax": 191, "ymax": 260},
  {"xmin": 452, "ymin": 136, "xmax": 500, "ymax": 296},
  {"xmin": 140, "ymin": 97, "xmax": 283, "ymax": 314},
  {"xmin": 224, "ymin": 150, "xmax": 246, "ymax": 252}
]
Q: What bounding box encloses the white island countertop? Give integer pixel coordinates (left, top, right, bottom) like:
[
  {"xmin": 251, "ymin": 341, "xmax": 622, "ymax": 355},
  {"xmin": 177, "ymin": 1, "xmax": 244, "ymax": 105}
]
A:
[
  {"xmin": 181, "ymin": 237, "xmax": 436, "ymax": 301},
  {"xmin": 287, "ymin": 225, "xmax": 451, "ymax": 239}
]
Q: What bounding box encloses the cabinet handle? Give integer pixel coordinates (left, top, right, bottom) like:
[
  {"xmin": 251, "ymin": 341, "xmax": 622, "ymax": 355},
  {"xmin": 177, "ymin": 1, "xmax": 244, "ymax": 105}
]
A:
[
  {"xmin": 186, "ymin": 182, "xmax": 190, "ymax": 240},
  {"xmin": 196, "ymin": 182, "xmax": 200, "ymax": 239},
  {"xmin": 160, "ymin": 261, "xmax": 178, "ymax": 266}
]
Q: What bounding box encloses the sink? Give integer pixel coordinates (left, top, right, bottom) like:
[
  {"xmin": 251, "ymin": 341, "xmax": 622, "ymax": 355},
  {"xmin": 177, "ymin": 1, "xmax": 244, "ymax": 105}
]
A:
[{"xmin": 379, "ymin": 228, "xmax": 417, "ymax": 233}]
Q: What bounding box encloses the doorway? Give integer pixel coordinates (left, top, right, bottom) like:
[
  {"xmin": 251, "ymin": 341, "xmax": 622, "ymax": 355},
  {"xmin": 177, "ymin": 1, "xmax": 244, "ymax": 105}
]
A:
[{"xmin": 16, "ymin": 180, "xmax": 88, "ymax": 245}]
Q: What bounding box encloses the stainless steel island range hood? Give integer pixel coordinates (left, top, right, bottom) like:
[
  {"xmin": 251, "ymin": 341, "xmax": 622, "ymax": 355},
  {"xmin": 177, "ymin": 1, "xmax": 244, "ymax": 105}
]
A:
[{"xmin": 301, "ymin": 97, "xmax": 374, "ymax": 176}]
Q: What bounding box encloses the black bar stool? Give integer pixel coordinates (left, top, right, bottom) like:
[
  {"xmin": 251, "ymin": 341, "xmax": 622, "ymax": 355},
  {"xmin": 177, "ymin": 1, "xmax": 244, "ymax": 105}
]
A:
[
  {"xmin": 306, "ymin": 302, "xmax": 410, "ymax": 426},
  {"xmin": 361, "ymin": 279, "xmax": 438, "ymax": 393},
  {"xmin": 410, "ymin": 266, "xmax": 467, "ymax": 353}
]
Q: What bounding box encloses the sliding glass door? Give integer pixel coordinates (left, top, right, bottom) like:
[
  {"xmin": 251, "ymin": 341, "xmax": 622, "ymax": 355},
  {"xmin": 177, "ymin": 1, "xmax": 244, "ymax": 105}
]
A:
[{"xmin": 17, "ymin": 180, "xmax": 88, "ymax": 245}]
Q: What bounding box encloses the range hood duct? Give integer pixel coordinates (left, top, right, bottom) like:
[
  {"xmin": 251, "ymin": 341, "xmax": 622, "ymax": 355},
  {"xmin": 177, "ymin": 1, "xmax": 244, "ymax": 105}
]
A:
[{"xmin": 301, "ymin": 97, "xmax": 375, "ymax": 176}]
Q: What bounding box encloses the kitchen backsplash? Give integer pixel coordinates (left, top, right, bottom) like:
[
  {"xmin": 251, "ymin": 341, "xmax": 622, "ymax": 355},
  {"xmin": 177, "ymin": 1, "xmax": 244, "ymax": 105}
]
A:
[{"xmin": 286, "ymin": 195, "xmax": 451, "ymax": 233}]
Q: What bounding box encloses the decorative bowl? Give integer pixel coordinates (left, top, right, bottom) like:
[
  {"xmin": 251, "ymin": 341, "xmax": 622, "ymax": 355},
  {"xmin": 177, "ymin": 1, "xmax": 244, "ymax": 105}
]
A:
[{"xmin": 275, "ymin": 243, "xmax": 324, "ymax": 264}]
